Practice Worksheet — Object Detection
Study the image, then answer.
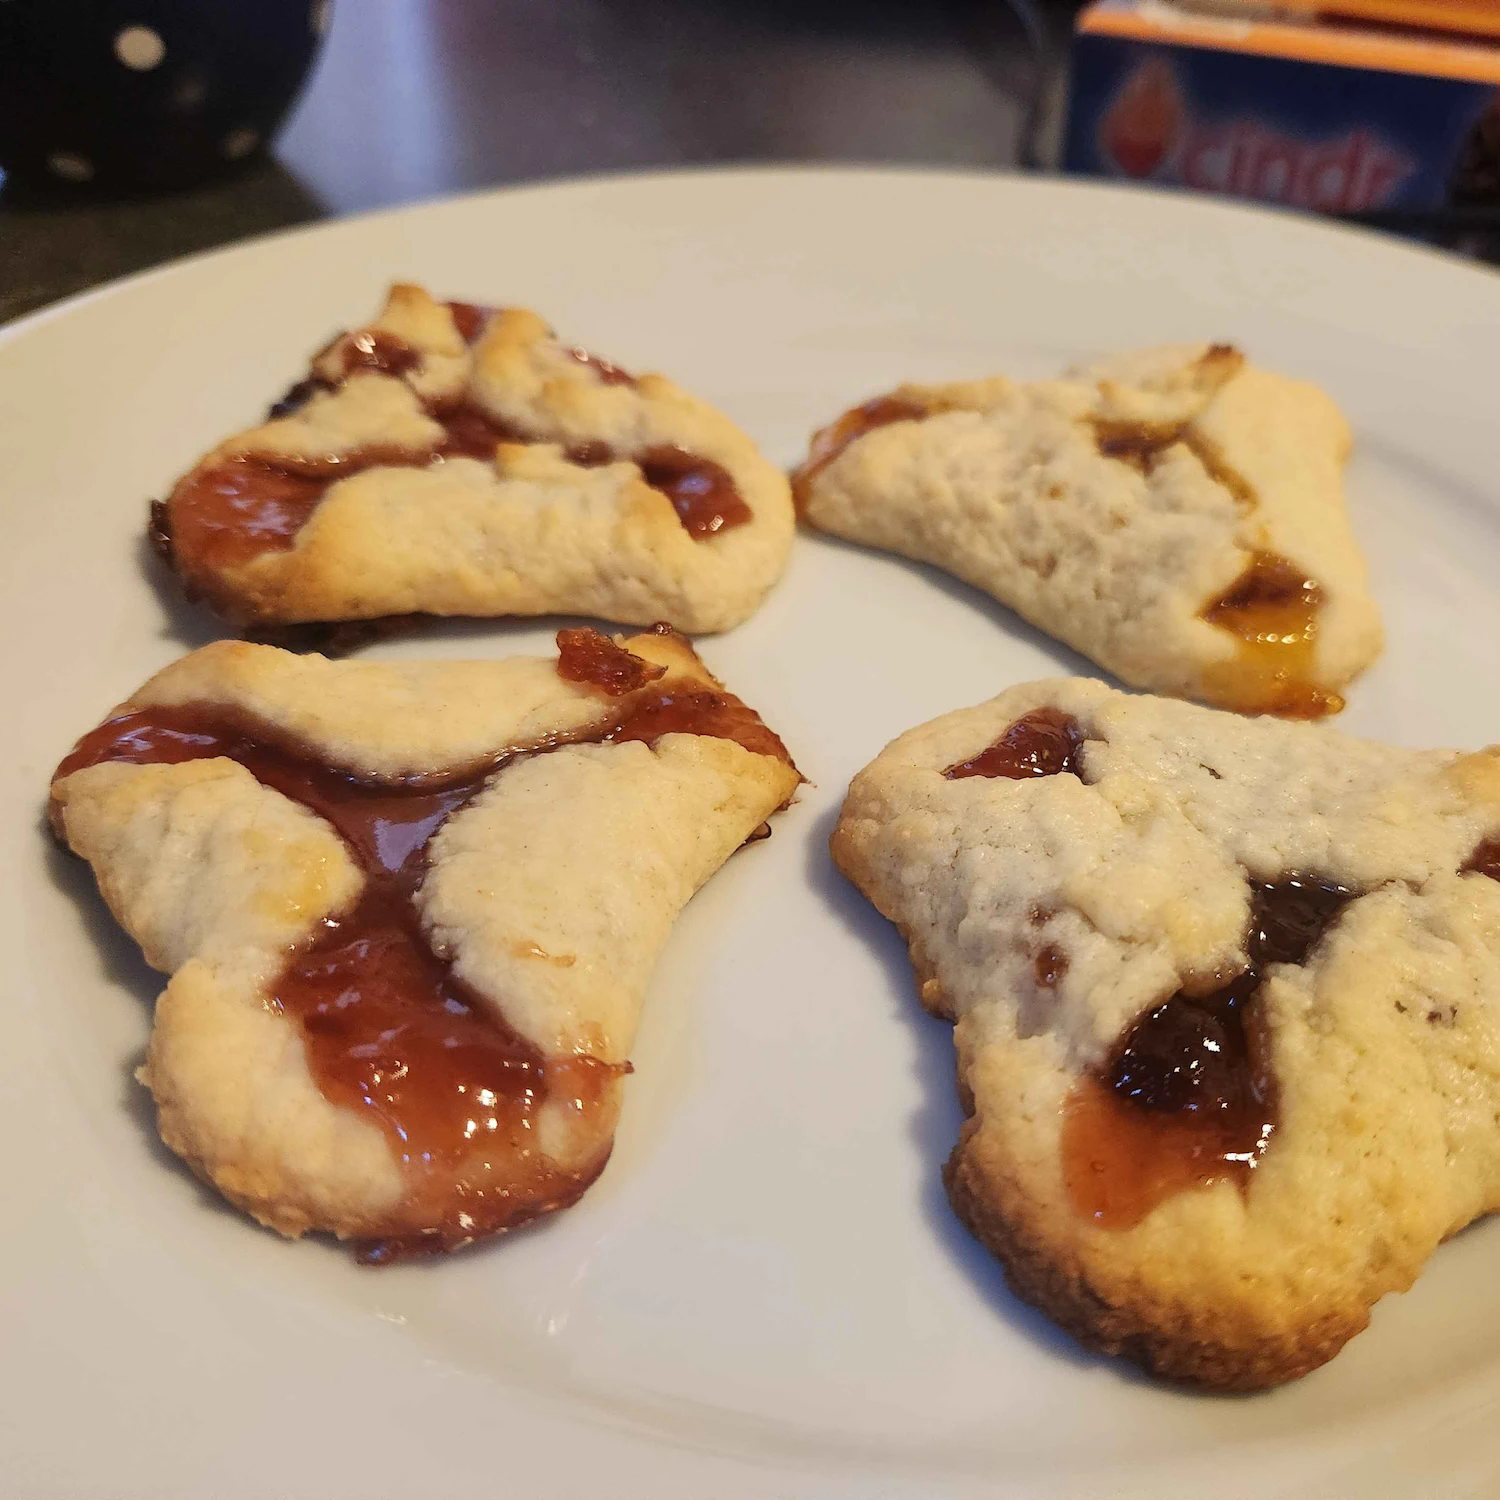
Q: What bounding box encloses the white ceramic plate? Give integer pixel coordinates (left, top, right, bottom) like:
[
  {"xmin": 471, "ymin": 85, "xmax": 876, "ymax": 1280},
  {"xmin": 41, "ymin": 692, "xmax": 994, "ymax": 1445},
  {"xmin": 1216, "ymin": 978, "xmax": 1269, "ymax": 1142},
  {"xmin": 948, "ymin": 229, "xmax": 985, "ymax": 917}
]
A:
[{"xmin": 4, "ymin": 169, "xmax": 1499, "ymax": 1499}]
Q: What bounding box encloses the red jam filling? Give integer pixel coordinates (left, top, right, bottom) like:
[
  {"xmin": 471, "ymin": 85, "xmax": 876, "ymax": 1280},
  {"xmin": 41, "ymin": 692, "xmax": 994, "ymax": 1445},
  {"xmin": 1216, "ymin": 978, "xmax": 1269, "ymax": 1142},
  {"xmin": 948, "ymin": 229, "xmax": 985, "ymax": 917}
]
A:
[{"xmin": 53, "ymin": 629, "xmax": 790, "ymax": 1259}]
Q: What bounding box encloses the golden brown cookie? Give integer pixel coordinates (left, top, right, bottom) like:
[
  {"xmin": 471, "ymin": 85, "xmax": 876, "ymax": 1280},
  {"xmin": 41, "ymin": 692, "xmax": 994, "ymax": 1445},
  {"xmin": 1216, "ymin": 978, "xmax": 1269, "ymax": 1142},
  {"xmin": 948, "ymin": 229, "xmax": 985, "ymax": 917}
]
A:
[
  {"xmin": 51, "ymin": 628, "xmax": 799, "ymax": 1260},
  {"xmin": 833, "ymin": 677, "xmax": 1500, "ymax": 1388},
  {"xmin": 795, "ymin": 344, "xmax": 1382, "ymax": 717},
  {"xmin": 154, "ymin": 284, "xmax": 794, "ymax": 637}
]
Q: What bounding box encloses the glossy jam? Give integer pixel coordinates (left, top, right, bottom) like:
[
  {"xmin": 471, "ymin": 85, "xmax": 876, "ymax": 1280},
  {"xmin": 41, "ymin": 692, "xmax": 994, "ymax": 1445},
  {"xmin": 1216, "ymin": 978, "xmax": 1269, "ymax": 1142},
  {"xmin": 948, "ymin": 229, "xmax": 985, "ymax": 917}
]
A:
[
  {"xmin": 1201, "ymin": 551, "xmax": 1341, "ymax": 719},
  {"xmin": 163, "ymin": 401, "xmax": 525, "ymax": 591},
  {"xmin": 53, "ymin": 629, "xmax": 790, "ymax": 1258},
  {"xmin": 791, "ymin": 394, "xmax": 928, "ymax": 511},
  {"xmin": 267, "ymin": 325, "xmax": 430, "ymax": 421},
  {"xmin": 566, "ymin": 346, "xmax": 636, "ymax": 386},
  {"xmin": 1034, "ymin": 944, "xmax": 1068, "ymax": 989},
  {"xmin": 637, "ymin": 445, "xmax": 753, "ymax": 538},
  {"xmin": 1092, "ymin": 419, "xmax": 1186, "ymax": 473},
  {"xmin": 556, "ymin": 627, "xmax": 666, "ymax": 696},
  {"xmin": 944, "ymin": 708, "xmax": 1084, "ymax": 781},
  {"xmin": 429, "ymin": 400, "xmax": 529, "ymax": 460},
  {"xmin": 164, "ymin": 346, "xmax": 747, "ymax": 595},
  {"xmin": 339, "ymin": 329, "xmax": 422, "ymax": 379},
  {"xmin": 1063, "ymin": 875, "xmax": 1355, "ymax": 1229},
  {"xmin": 166, "ymin": 452, "xmax": 394, "ymax": 577},
  {"xmin": 1465, "ymin": 837, "xmax": 1500, "ymax": 882},
  {"xmin": 1091, "ymin": 418, "xmax": 1334, "ymax": 718},
  {"xmin": 445, "ymin": 301, "xmax": 495, "ymax": 344},
  {"xmin": 608, "ymin": 685, "xmax": 792, "ymax": 763},
  {"xmin": 267, "ymin": 375, "xmax": 329, "ymax": 420},
  {"xmin": 1094, "ymin": 416, "xmax": 1256, "ymax": 507}
]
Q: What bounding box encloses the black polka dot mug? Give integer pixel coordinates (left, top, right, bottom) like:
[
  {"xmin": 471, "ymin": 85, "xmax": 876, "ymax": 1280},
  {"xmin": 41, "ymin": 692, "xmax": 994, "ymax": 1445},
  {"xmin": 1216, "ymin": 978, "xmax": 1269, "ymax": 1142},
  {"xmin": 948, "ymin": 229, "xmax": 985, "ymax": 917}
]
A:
[{"xmin": 0, "ymin": 0, "xmax": 332, "ymax": 191}]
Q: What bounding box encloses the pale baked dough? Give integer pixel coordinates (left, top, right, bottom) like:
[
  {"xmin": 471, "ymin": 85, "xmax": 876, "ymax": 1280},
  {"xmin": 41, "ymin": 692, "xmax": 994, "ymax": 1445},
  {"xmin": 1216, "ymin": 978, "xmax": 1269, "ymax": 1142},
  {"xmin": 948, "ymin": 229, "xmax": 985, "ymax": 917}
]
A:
[
  {"xmin": 833, "ymin": 677, "xmax": 1500, "ymax": 1388},
  {"xmin": 797, "ymin": 344, "xmax": 1382, "ymax": 715},
  {"xmin": 51, "ymin": 633, "xmax": 799, "ymax": 1250},
  {"xmin": 161, "ymin": 284, "xmax": 794, "ymax": 633}
]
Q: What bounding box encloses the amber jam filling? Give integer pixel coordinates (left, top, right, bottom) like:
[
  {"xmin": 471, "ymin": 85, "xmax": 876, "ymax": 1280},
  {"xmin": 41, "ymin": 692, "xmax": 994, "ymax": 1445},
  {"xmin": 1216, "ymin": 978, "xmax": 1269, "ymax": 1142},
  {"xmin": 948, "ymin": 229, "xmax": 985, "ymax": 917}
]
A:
[
  {"xmin": 268, "ymin": 304, "xmax": 493, "ymax": 423},
  {"xmin": 1063, "ymin": 876, "xmax": 1356, "ymax": 1229},
  {"xmin": 937, "ymin": 709, "xmax": 1362, "ymax": 1228},
  {"xmin": 565, "ymin": 346, "xmax": 635, "ymax": 386},
  {"xmin": 791, "ymin": 393, "xmax": 928, "ymax": 512},
  {"xmin": 1200, "ymin": 552, "xmax": 1340, "ymax": 719},
  {"xmin": 1088, "ymin": 414, "xmax": 1335, "ymax": 720},
  {"xmin": 338, "ymin": 329, "xmax": 423, "ymax": 380},
  {"xmin": 944, "ymin": 708, "xmax": 1085, "ymax": 781},
  {"xmin": 445, "ymin": 300, "xmax": 495, "ymax": 345},
  {"xmin": 1463, "ymin": 837, "xmax": 1500, "ymax": 882},
  {"xmin": 636, "ymin": 446, "xmax": 750, "ymax": 539},
  {"xmin": 53, "ymin": 630, "xmax": 790, "ymax": 1261},
  {"xmin": 158, "ymin": 310, "xmax": 750, "ymax": 600},
  {"xmin": 556, "ymin": 626, "xmax": 667, "ymax": 695},
  {"xmin": 1091, "ymin": 418, "xmax": 1189, "ymax": 474},
  {"xmin": 158, "ymin": 400, "xmax": 532, "ymax": 581}
]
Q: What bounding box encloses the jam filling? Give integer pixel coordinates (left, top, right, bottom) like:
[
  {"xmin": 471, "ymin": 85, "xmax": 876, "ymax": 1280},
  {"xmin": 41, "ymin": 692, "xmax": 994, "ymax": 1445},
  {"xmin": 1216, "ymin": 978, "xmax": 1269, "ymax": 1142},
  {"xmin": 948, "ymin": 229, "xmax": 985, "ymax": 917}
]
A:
[
  {"xmin": 163, "ymin": 408, "xmax": 750, "ymax": 597},
  {"xmin": 267, "ymin": 377, "xmax": 329, "ymax": 421},
  {"xmin": 1034, "ymin": 944, "xmax": 1068, "ymax": 989},
  {"xmin": 159, "ymin": 400, "xmax": 528, "ymax": 582},
  {"xmin": 338, "ymin": 329, "xmax": 423, "ymax": 380},
  {"xmin": 637, "ymin": 445, "xmax": 751, "ymax": 538},
  {"xmin": 1201, "ymin": 552, "xmax": 1340, "ymax": 719},
  {"xmin": 54, "ymin": 630, "xmax": 790, "ymax": 1260},
  {"xmin": 161, "ymin": 456, "xmax": 352, "ymax": 576},
  {"xmin": 1092, "ymin": 416, "xmax": 1254, "ymax": 510},
  {"xmin": 1091, "ymin": 418, "xmax": 1187, "ymax": 473},
  {"xmin": 791, "ymin": 393, "xmax": 928, "ymax": 512},
  {"xmin": 162, "ymin": 310, "xmax": 747, "ymax": 595},
  {"xmin": 556, "ymin": 626, "xmax": 667, "ymax": 696},
  {"xmin": 268, "ymin": 317, "xmax": 471, "ymax": 422},
  {"xmin": 1062, "ymin": 875, "xmax": 1356, "ymax": 1229},
  {"xmin": 1089, "ymin": 417, "xmax": 1333, "ymax": 718},
  {"xmin": 1464, "ymin": 837, "xmax": 1500, "ymax": 882},
  {"xmin": 445, "ymin": 300, "xmax": 494, "ymax": 345},
  {"xmin": 566, "ymin": 346, "xmax": 636, "ymax": 386},
  {"xmin": 944, "ymin": 708, "xmax": 1085, "ymax": 781}
]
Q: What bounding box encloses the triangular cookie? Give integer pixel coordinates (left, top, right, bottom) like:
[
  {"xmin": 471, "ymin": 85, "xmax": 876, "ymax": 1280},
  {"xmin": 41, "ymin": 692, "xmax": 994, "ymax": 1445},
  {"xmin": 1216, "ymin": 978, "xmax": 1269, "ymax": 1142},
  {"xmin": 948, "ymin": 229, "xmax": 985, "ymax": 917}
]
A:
[
  {"xmin": 795, "ymin": 344, "xmax": 1382, "ymax": 717},
  {"xmin": 833, "ymin": 678, "xmax": 1500, "ymax": 1387},
  {"xmin": 51, "ymin": 629, "xmax": 799, "ymax": 1259},
  {"xmin": 153, "ymin": 284, "xmax": 794, "ymax": 638}
]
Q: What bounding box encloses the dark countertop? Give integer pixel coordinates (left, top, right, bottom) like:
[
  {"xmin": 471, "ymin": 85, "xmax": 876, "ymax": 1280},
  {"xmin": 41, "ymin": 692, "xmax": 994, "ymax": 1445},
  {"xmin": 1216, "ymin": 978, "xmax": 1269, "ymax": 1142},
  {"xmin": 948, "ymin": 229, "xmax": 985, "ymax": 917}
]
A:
[
  {"xmin": 0, "ymin": 0, "xmax": 1491, "ymax": 327},
  {"xmin": 0, "ymin": 0, "xmax": 1071, "ymax": 325}
]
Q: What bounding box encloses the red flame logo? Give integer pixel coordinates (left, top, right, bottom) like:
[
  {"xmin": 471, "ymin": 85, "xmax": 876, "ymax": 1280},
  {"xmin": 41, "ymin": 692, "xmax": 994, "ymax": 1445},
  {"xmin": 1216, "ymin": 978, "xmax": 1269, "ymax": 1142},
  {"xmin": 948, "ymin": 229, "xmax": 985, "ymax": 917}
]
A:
[{"xmin": 1100, "ymin": 58, "xmax": 1183, "ymax": 179}]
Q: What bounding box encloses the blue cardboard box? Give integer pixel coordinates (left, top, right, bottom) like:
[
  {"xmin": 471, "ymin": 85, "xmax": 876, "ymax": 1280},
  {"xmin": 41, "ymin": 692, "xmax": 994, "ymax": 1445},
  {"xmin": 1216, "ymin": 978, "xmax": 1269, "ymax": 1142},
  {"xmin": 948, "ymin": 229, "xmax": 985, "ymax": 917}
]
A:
[{"xmin": 1064, "ymin": 1, "xmax": 1500, "ymax": 221}]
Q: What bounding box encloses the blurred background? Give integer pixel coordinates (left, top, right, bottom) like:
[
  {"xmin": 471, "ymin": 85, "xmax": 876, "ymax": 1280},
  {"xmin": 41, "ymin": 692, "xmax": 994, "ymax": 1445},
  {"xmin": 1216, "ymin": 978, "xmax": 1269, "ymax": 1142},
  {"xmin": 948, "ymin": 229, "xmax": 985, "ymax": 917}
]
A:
[{"xmin": 1, "ymin": 0, "xmax": 1495, "ymax": 326}]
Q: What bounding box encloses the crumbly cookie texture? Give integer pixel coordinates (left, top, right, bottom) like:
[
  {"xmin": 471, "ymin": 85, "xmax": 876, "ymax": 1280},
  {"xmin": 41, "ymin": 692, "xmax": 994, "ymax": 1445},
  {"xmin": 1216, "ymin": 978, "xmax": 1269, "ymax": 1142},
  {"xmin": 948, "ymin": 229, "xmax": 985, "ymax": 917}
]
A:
[
  {"xmin": 159, "ymin": 283, "xmax": 794, "ymax": 634},
  {"xmin": 832, "ymin": 677, "xmax": 1500, "ymax": 1389},
  {"xmin": 51, "ymin": 634, "xmax": 799, "ymax": 1250},
  {"xmin": 796, "ymin": 344, "xmax": 1382, "ymax": 716}
]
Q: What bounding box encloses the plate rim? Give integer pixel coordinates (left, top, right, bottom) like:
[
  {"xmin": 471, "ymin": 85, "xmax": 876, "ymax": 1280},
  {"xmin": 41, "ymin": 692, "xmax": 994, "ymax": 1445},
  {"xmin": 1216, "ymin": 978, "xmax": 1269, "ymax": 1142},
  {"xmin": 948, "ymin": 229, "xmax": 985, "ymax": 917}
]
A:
[{"xmin": 3, "ymin": 161, "xmax": 1498, "ymax": 354}]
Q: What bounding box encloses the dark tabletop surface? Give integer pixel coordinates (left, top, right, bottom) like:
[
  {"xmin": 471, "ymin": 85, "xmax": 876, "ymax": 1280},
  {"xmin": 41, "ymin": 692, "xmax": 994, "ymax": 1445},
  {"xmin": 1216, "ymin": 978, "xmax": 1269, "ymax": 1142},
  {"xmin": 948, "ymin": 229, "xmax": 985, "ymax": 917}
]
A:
[
  {"xmin": 0, "ymin": 0, "xmax": 1075, "ymax": 326},
  {"xmin": 0, "ymin": 0, "xmax": 1491, "ymax": 328}
]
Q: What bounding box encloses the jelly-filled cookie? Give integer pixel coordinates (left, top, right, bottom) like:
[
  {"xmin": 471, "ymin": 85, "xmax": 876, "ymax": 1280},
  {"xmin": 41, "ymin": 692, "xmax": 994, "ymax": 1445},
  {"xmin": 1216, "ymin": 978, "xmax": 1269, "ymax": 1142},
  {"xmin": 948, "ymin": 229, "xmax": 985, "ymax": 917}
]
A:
[
  {"xmin": 153, "ymin": 284, "xmax": 794, "ymax": 638},
  {"xmin": 833, "ymin": 678, "xmax": 1500, "ymax": 1387},
  {"xmin": 51, "ymin": 628, "xmax": 799, "ymax": 1260},
  {"xmin": 795, "ymin": 344, "xmax": 1381, "ymax": 717}
]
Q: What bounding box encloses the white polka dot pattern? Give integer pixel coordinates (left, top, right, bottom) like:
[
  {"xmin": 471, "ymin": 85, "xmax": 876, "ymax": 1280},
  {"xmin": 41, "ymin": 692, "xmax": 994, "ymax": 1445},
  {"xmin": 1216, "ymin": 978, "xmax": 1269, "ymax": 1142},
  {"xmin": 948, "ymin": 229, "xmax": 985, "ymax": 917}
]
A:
[
  {"xmin": 114, "ymin": 25, "xmax": 166, "ymax": 71},
  {"xmin": 222, "ymin": 127, "xmax": 260, "ymax": 160},
  {"xmin": 171, "ymin": 74, "xmax": 208, "ymax": 111},
  {"xmin": 47, "ymin": 151, "xmax": 94, "ymax": 182}
]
